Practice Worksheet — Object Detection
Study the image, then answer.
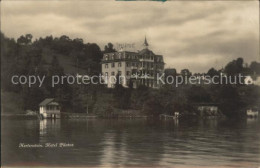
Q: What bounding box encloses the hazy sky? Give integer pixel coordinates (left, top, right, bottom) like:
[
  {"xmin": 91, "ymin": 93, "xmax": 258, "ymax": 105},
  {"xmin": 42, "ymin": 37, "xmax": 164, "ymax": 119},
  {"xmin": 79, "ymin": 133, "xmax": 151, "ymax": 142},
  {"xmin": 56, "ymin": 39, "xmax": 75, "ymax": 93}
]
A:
[{"xmin": 1, "ymin": 0, "xmax": 259, "ymax": 72}]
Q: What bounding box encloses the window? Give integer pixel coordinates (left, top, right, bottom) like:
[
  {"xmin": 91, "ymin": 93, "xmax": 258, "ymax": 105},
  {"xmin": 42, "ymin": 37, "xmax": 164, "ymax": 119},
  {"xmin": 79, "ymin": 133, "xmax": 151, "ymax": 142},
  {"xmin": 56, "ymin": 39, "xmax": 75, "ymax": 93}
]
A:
[
  {"xmin": 111, "ymin": 72, "xmax": 115, "ymax": 76},
  {"xmin": 105, "ymin": 64, "xmax": 108, "ymax": 68},
  {"xmin": 112, "ymin": 63, "xmax": 115, "ymax": 67},
  {"xmin": 118, "ymin": 62, "xmax": 121, "ymax": 67},
  {"xmin": 105, "ymin": 55, "xmax": 108, "ymax": 60},
  {"xmin": 132, "ymin": 62, "xmax": 135, "ymax": 67},
  {"xmin": 126, "ymin": 63, "xmax": 129, "ymax": 67},
  {"xmin": 118, "ymin": 71, "xmax": 122, "ymax": 75},
  {"xmin": 127, "ymin": 71, "xmax": 130, "ymax": 76},
  {"xmin": 105, "ymin": 72, "xmax": 108, "ymax": 76}
]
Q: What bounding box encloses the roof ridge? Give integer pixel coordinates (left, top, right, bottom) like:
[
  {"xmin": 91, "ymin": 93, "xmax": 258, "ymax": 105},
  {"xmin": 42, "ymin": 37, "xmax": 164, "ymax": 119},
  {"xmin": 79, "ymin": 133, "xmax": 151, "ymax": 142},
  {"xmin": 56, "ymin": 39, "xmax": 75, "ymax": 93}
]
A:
[{"xmin": 39, "ymin": 98, "xmax": 55, "ymax": 106}]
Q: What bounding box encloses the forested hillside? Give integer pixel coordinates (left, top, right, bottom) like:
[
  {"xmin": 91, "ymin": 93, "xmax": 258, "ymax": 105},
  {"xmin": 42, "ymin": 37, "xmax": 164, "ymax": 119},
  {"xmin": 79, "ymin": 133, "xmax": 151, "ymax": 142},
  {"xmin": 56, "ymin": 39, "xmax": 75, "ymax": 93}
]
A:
[
  {"xmin": 1, "ymin": 32, "xmax": 108, "ymax": 112},
  {"xmin": 1, "ymin": 32, "xmax": 260, "ymax": 118}
]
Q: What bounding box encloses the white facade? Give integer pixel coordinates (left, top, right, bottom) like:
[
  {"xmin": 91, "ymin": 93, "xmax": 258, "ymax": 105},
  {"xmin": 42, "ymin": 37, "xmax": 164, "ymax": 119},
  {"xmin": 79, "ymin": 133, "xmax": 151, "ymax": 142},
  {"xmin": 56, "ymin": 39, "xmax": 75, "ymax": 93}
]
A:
[
  {"xmin": 101, "ymin": 50, "xmax": 164, "ymax": 88},
  {"xmin": 102, "ymin": 61, "xmax": 134, "ymax": 88}
]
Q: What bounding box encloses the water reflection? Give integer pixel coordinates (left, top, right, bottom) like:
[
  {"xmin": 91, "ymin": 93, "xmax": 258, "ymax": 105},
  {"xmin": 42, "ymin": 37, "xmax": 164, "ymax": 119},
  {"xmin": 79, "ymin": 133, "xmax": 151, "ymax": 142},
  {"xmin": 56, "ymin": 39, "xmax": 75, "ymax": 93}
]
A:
[
  {"xmin": 39, "ymin": 119, "xmax": 61, "ymax": 144},
  {"xmin": 1, "ymin": 118, "xmax": 260, "ymax": 167},
  {"xmin": 39, "ymin": 120, "xmax": 47, "ymax": 135}
]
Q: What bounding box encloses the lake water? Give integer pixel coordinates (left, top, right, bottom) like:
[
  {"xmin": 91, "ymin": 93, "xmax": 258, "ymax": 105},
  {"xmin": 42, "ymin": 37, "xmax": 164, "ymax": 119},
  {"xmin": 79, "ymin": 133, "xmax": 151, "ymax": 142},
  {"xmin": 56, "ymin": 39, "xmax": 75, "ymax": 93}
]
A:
[{"xmin": 1, "ymin": 118, "xmax": 260, "ymax": 168}]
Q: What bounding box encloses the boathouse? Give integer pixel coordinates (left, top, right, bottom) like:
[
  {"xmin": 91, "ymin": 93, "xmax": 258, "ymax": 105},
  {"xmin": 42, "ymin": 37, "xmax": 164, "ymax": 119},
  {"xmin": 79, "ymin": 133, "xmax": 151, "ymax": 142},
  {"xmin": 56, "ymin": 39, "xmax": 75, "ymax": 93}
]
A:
[{"xmin": 39, "ymin": 98, "xmax": 60, "ymax": 119}]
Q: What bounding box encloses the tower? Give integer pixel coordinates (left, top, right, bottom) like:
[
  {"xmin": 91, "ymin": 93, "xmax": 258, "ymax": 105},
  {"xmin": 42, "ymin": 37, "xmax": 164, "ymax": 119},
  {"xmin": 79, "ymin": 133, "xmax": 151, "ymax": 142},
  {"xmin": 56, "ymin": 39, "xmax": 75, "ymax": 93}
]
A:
[{"xmin": 143, "ymin": 36, "xmax": 149, "ymax": 49}]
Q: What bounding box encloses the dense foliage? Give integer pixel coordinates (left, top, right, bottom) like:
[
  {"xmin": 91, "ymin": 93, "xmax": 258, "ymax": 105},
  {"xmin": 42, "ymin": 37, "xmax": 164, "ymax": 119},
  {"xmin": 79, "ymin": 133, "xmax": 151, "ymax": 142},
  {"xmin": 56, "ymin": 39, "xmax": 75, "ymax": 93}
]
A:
[{"xmin": 1, "ymin": 32, "xmax": 104, "ymax": 112}]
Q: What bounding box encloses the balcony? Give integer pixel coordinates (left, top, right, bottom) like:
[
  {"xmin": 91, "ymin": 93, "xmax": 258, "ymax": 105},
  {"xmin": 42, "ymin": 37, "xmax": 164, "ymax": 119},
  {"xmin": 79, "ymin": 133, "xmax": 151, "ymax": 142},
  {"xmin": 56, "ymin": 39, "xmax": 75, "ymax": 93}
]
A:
[
  {"xmin": 45, "ymin": 110, "xmax": 60, "ymax": 114},
  {"xmin": 139, "ymin": 59, "xmax": 154, "ymax": 62},
  {"xmin": 131, "ymin": 66, "xmax": 138, "ymax": 69}
]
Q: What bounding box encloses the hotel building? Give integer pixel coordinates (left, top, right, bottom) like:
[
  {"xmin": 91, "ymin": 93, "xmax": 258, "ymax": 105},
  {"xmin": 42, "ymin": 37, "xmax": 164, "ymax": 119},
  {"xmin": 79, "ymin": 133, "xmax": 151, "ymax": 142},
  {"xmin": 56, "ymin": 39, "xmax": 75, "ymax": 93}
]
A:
[{"xmin": 101, "ymin": 38, "xmax": 165, "ymax": 88}]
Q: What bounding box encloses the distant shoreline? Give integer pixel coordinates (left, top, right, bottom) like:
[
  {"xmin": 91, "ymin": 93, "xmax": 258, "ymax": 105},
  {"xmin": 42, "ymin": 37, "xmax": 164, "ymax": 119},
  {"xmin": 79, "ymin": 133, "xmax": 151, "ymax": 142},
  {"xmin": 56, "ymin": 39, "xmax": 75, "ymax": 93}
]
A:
[{"xmin": 1, "ymin": 113, "xmax": 226, "ymax": 120}]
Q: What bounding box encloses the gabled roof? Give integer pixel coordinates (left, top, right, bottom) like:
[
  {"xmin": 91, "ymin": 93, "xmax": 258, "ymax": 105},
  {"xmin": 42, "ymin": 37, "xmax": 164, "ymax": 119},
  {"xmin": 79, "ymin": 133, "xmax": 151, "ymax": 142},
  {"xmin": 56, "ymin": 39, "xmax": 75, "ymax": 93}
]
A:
[
  {"xmin": 139, "ymin": 48, "xmax": 154, "ymax": 55},
  {"xmin": 39, "ymin": 98, "xmax": 55, "ymax": 106}
]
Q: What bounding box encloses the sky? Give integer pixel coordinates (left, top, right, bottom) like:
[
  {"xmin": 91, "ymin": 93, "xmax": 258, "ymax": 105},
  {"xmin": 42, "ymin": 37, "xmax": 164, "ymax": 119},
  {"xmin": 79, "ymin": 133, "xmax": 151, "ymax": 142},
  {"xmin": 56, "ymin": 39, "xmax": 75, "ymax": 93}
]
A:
[{"xmin": 1, "ymin": 0, "xmax": 259, "ymax": 73}]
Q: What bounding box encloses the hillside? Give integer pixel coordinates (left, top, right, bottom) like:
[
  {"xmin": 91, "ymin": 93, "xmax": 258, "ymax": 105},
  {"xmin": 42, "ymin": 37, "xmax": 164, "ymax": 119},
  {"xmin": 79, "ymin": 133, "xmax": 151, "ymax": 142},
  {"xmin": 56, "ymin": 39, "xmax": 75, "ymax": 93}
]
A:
[{"xmin": 41, "ymin": 48, "xmax": 88, "ymax": 75}]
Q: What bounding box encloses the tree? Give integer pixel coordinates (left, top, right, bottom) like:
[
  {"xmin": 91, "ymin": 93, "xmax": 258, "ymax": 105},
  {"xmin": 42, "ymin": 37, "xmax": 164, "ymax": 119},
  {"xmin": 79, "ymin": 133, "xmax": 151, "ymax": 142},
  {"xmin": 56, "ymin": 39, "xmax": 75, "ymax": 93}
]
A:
[
  {"xmin": 48, "ymin": 56, "xmax": 64, "ymax": 76},
  {"xmin": 143, "ymin": 96, "xmax": 163, "ymax": 117},
  {"xmin": 71, "ymin": 86, "xmax": 85, "ymax": 113},
  {"xmin": 17, "ymin": 34, "xmax": 33, "ymax": 45},
  {"xmin": 113, "ymin": 73, "xmax": 124, "ymax": 108},
  {"xmin": 236, "ymin": 58, "xmax": 244, "ymax": 73},
  {"xmin": 104, "ymin": 43, "xmax": 116, "ymax": 53},
  {"xmin": 224, "ymin": 58, "xmax": 244, "ymax": 75},
  {"xmin": 46, "ymin": 56, "xmax": 64, "ymax": 97},
  {"xmin": 250, "ymin": 61, "xmax": 260, "ymax": 75},
  {"xmin": 164, "ymin": 68, "xmax": 177, "ymax": 85},
  {"xmin": 207, "ymin": 68, "xmax": 219, "ymax": 77},
  {"xmin": 128, "ymin": 79, "xmax": 134, "ymax": 89},
  {"xmin": 218, "ymin": 85, "xmax": 244, "ymax": 118},
  {"xmin": 180, "ymin": 69, "xmax": 191, "ymax": 77}
]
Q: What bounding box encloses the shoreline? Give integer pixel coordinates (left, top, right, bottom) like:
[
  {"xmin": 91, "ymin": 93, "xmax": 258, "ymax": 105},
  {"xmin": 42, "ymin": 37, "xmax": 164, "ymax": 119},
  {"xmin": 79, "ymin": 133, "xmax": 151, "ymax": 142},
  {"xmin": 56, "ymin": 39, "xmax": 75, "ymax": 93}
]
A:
[{"xmin": 1, "ymin": 113, "xmax": 227, "ymax": 120}]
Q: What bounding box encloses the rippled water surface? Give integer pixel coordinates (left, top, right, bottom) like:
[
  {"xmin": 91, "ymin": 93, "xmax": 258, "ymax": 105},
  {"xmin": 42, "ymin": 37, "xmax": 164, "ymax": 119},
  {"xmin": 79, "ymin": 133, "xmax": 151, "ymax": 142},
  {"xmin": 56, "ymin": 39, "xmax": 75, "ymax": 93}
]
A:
[{"xmin": 1, "ymin": 118, "xmax": 260, "ymax": 167}]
